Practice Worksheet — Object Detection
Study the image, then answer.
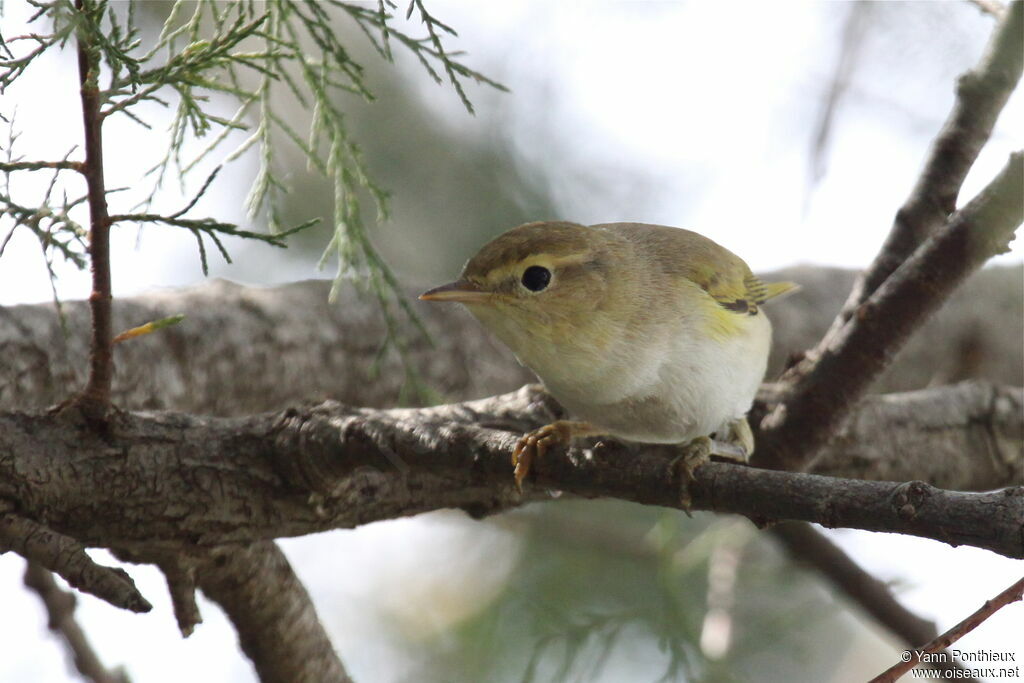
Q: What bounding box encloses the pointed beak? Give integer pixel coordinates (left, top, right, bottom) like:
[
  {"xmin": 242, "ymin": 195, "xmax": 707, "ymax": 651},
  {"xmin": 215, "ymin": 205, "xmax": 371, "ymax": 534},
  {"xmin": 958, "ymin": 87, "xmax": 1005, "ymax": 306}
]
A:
[{"xmin": 419, "ymin": 280, "xmax": 492, "ymax": 304}]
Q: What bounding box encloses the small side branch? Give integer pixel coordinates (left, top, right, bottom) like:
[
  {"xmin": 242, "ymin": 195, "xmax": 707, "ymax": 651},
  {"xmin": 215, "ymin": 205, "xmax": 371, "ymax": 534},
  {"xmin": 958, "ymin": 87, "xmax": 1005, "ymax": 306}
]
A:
[
  {"xmin": 0, "ymin": 513, "xmax": 151, "ymax": 612},
  {"xmin": 869, "ymin": 575, "xmax": 1024, "ymax": 683},
  {"xmin": 23, "ymin": 563, "xmax": 130, "ymax": 683},
  {"xmin": 161, "ymin": 559, "xmax": 202, "ymax": 637},
  {"xmin": 0, "ymin": 160, "xmax": 84, "ymax": 173}
]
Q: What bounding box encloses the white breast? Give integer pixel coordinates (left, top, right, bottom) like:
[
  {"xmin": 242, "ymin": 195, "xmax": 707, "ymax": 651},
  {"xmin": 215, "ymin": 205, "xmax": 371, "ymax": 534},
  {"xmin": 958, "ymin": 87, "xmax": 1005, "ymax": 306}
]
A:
[{"xmin": 546, "ymin": 311, "xmax": 772, "ymax": 444}]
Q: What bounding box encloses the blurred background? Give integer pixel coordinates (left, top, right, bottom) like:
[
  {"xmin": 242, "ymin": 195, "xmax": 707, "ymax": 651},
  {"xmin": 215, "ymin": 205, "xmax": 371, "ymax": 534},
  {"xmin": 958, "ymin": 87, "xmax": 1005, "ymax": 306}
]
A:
[{"xmin": 0, "ymin": 1, "xmax": 1021, "ymax": 682}]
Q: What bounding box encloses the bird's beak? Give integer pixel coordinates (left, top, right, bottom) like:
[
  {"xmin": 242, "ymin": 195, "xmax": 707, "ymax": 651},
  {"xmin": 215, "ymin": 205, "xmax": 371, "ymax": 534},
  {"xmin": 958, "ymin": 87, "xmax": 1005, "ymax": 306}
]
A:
[{"xmin": 419, "ymin": 280, "xmax": 492, "ymax": 304}]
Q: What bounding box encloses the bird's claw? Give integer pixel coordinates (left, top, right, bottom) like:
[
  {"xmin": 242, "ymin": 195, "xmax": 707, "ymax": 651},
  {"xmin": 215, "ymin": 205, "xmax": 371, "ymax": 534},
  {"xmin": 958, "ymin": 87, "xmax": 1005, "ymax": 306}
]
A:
[
  {"xmin": 511, "ymin": 421, "xmax": 585, "ymax": 492},
  {"xmin": 675, "ymin": 435, "xmax": 713, "ymax": 514}
]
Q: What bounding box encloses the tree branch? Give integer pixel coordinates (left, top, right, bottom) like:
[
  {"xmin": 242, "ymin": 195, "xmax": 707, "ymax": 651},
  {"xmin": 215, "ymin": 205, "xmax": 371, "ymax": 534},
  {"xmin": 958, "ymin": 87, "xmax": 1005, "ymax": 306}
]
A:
[
  {"xmin": 194, "ymin": 542, "xmax": 352, "ymax": 683},
  {"xmin": 756, "ymin": 2, "xmax": 1024, "ymax": 472},
  {"xmin": 769, "ymin": 523, "xmax": 978, "ymax": 682},
  {"xmin": 757, "ymin": 151, "xmax": 1023, "ymax": 471},
  {"xmin": 0, "ymin": 390, "xmax": 1020, "ymax": 577},
  {"xmin": 0, "ymin": 160, "xmax": 84, "ymax": 173},
  {"xmin": 826, "ymin": 0, "xmax": 1022, "ymax": 326},
  {"xmin": 869, "ymin": 575, "xmax": 1024, "ymax": 683},
  {"xmin": 0, "ymin": 513, "xmax": 151, "ymax": 613},
  {"xmin": 801, "ymin": 381, "xmax": 1022, "ymax": 490},
  {"xmin": 74, "ymin": 0, "xmax": 115, "ymax": 417},
  {"xmin": 771, "ymin": 523, "xmax": 938, "ymax": 643},
  {"xmin": 2, "ymin": 267, "xmax": 1019, "ymax": 426}
]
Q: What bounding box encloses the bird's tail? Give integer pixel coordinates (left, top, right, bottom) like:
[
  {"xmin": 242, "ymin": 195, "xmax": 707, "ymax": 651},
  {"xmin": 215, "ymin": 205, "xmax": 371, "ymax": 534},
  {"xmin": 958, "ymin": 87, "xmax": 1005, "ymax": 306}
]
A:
[{"xmin": 760, "ymin": 281, "xmax": 800, "ymax": 302}]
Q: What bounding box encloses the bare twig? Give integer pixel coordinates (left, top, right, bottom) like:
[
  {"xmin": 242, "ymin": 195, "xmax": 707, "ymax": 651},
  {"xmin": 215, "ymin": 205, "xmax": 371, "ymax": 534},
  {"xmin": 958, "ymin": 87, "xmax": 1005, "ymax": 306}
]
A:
[
  {"xmin": 808, "ymin": 2, "xmax": 871, "ymax": 189},
  {"xmin": 869, "ymin": 575, "xmax": 1024, "ymax": 683},
  {"xmin": 0, "ymin": 160, "xmax": 84, "ymax": 173},
  {"xmin": 23, "ymin": 563, "xmax": 130, "ymax": 683},
  {"xmin": 0, "ymin": 514, "xmax": 151, "ymax": 612},
  {"xmin": 74, "ymin": 0, "xmax": 115, "ymax": 417}
]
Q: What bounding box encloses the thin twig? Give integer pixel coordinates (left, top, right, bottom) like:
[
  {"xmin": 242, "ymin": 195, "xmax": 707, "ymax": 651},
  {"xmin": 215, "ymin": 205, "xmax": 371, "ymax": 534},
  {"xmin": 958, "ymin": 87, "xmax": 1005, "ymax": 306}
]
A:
[
  {"xmin": 75, "ymin": 0, "xmax": 115, "ymax": 417},
  {"xmin": 869, "ymin": 575, "xmax": 1024, "ymax": 683},
  {"xmin": 23, "ymin": 563, "xmax": 130, "ymax": 683},
  {"xmin": 0, "ymin": 160, "xmax": 84, "ymax": 173},
  {"xmin": 771, "ymin": 523, "xmax": 977, "ymax": 682}
]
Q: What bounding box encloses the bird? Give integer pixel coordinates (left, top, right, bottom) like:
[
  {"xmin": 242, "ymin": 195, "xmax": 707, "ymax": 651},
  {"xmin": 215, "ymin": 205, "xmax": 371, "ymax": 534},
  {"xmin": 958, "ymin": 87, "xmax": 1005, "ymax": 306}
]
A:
[{"xmin": 419, "ymin": 221, "xmax": 797, "ymax": 494}]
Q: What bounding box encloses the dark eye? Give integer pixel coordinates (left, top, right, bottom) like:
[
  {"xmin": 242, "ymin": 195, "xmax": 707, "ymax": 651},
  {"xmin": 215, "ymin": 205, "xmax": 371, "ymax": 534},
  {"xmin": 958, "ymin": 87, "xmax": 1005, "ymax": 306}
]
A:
[{"xmin": 521, "ymin": 265, "xmax": 551, "ymax": 292}]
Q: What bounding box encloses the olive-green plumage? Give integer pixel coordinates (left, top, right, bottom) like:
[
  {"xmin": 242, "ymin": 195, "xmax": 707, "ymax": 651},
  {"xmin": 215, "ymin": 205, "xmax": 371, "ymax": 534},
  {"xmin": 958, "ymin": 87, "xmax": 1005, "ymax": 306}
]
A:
[{"xmin": 421, "ymin": 220, "xmax": 797, "ymax": 488}]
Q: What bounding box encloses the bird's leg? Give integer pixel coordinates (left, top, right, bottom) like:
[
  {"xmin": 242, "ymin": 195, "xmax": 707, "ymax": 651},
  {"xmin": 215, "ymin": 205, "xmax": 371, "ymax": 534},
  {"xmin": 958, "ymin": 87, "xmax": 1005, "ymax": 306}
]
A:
[
  {"xmin": 714, "ymin": 416, "xmax": 755, "ymax": 463},
  {"xmin": 676, "ymin": 418, "xmax": 755, "ymax": 512},
  {"xmin": 675, "ymin": 435, "xmax": 714, "ymax": 513},
  {"xmin": 512, "ymin": 420, "xmax": 598, "ymax": 491}
]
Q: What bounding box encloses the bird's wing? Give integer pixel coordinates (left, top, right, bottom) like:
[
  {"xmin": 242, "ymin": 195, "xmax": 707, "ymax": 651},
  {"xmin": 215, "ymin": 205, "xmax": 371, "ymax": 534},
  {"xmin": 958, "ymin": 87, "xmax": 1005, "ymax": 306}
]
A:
[{"xmin": 599, "ymin": 223, "xmax": 799, "ymax": 315}]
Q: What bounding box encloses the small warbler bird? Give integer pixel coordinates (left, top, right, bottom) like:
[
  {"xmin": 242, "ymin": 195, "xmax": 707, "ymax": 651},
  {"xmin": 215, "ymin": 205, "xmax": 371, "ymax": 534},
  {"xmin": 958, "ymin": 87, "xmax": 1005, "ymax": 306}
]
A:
[{"xmin": 420, "ymin": 221, "xmax": 796, "ymax": 491}]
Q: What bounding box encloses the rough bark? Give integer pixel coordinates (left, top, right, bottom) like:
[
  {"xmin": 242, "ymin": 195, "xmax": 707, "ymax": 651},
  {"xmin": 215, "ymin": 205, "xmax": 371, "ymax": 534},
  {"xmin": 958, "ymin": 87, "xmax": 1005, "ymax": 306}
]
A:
[
  {"xmin": 194, "ymin": 543, "xmax": 353, "ymax": 683},
  {"xmin": 0, "ymin": 385, "xmax": 1020, "ymax": 562}
]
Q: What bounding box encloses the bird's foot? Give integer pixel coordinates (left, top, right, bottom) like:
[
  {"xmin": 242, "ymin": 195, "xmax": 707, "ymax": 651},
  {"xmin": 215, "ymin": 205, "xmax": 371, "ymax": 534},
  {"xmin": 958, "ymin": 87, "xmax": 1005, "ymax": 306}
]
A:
[
  {"xmin": 512, "ymin": 420, "xmax": 595, "ymax": 491},
  {"xmin": 715, "ymin": 417, "xmax": 755, "ymax": 463},
  {"xmin": 675, "ymin": 435, "xmax": 714, "ymax": 514}
]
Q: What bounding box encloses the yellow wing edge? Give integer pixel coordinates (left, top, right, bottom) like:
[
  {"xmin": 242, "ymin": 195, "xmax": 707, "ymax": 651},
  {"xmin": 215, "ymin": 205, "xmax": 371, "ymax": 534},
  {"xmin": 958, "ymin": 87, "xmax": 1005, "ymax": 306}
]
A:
[{"xmin": 744, "ymin": 275, "xmax": 800, "ymax": 305}]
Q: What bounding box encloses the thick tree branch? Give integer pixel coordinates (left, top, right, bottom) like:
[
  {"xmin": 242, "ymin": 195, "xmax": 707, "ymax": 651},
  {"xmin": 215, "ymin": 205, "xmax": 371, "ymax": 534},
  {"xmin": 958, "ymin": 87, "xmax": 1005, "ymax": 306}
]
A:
[
  {"xmin": 800, "ymin": 381, "xmax": 1022, "ymax": 490},
  {"xmin": 757, "ymin": 152, "xmax": 1023, "ymax": 471},
  {"xmin": 1, "ymin": 268, "xmax": 1019, "ymax": 424},
  {"xmin": 23, "ymin": 563, "xmax": 130, "ymax": 683},
  {"xmin": 194, "ymin": 542, "xmax": 352, "ymax": 683},
  {"xmin": 0, "ymin": 389, "xmax": 1020, "ymax": 572},
  {"xmin": 756, "ymin": 2, "xmax": 1024, "ymax": 473}
]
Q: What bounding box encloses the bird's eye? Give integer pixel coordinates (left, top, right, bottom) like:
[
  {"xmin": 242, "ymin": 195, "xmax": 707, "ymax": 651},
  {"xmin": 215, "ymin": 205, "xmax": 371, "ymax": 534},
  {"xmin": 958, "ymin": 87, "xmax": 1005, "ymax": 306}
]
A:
[{"xmin": 521, "ymin": 265, "xmax": 551, "ymax": 292}]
